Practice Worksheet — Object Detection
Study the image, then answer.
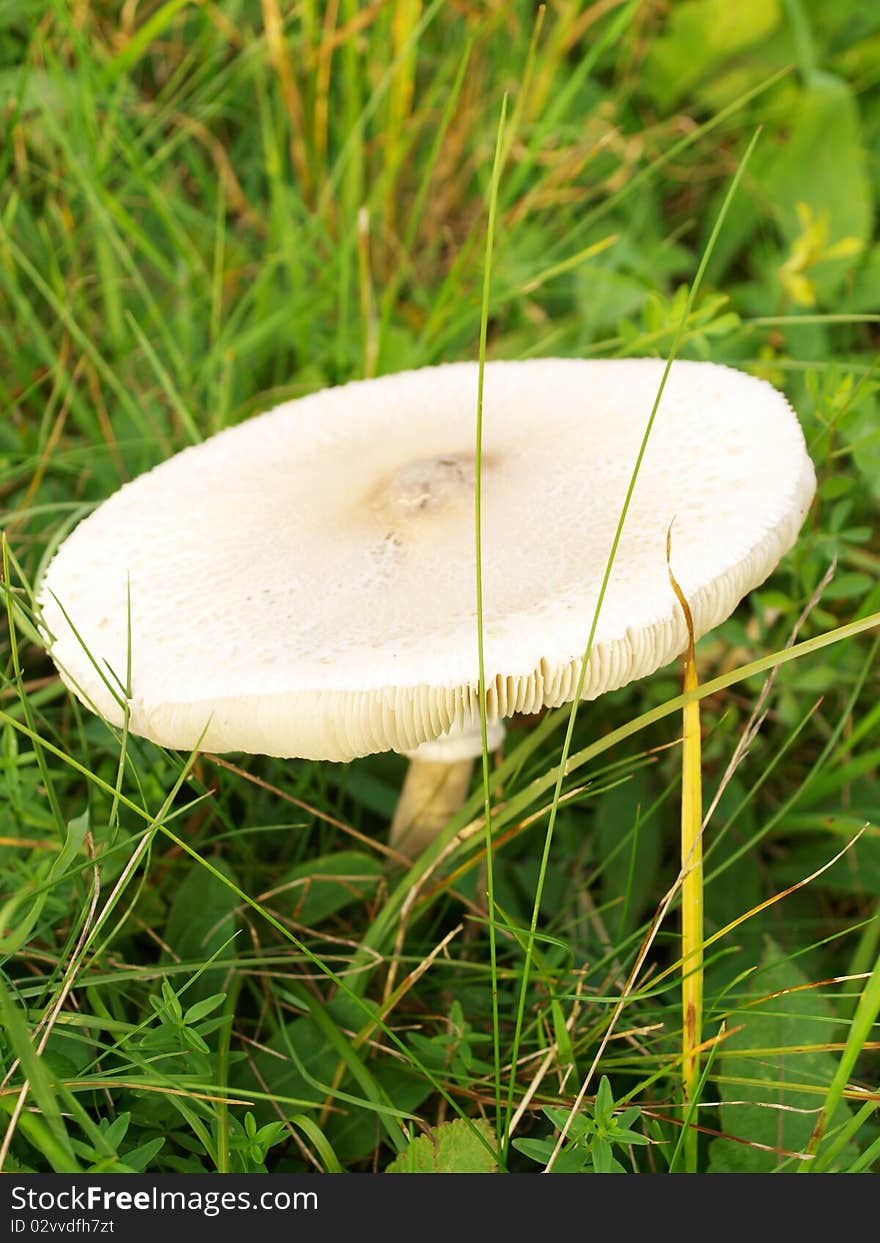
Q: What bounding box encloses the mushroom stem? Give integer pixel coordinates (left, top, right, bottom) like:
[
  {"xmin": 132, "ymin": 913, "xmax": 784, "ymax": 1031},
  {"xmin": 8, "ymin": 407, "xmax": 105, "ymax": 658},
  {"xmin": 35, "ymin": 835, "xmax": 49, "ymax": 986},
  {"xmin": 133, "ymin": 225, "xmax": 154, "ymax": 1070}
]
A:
[
  {"xmin": 390, "ymin": 721, "xmax": 505, "ymax": 860},
  {"xmin": 390, "ymin": 756, "xmax": 476, "ymax": 859}
]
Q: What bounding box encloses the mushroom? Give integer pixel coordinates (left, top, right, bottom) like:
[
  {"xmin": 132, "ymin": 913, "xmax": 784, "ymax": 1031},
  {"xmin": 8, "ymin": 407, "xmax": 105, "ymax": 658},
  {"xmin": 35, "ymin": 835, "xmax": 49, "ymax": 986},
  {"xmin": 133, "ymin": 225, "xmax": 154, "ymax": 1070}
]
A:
[
  {"xmin": 38, "ymin": 359, "xmax": 815, "ymax": 859},
  {"xmin": 391, "ymin": 718, "xmax": 506, "ymax": 857}
]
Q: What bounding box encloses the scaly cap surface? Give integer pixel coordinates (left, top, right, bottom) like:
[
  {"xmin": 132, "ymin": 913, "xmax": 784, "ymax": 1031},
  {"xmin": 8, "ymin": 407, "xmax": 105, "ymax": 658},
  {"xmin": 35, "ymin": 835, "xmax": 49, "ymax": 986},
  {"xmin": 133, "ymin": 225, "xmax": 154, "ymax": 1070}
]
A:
[{"xmin": 39, "ymin": 359, "xmax": 816, "ymax": 760}]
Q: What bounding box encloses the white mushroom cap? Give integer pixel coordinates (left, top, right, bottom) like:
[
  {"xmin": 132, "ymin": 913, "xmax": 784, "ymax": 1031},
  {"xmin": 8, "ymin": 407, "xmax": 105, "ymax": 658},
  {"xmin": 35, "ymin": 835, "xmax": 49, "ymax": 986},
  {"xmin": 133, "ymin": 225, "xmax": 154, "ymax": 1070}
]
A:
[{"xmin": 39, "ymin": 359, "xmax": 815, "ymax": 762}]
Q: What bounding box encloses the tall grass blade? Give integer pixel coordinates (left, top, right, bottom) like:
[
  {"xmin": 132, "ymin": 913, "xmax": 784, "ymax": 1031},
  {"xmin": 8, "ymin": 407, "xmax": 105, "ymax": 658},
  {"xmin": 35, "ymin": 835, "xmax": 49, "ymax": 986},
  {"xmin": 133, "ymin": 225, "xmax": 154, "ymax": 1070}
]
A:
[{"xmin": 667, "ymin": 526, "xmax": 703, "ymax": 1174}]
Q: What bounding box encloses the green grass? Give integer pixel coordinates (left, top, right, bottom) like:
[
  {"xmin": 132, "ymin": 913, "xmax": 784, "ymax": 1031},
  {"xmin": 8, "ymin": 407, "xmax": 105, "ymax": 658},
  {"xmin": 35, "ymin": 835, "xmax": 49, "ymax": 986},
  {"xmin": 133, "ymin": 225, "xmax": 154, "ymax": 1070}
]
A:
[{"xmin": 2, "ymin": 0, "xmax": 880, "ymax": 1175}]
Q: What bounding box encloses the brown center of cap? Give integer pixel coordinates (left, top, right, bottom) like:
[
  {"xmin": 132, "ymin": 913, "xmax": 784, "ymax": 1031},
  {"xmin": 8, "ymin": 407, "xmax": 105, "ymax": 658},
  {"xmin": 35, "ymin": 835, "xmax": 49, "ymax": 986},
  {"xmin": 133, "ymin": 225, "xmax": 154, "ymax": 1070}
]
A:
[
  {"xmin": 368, "ymin": 452, "xmax": 496, "ymax": 530},
  {"xmin": 389, "ymin": 453, "xmax": 475, "ymax": 514}
]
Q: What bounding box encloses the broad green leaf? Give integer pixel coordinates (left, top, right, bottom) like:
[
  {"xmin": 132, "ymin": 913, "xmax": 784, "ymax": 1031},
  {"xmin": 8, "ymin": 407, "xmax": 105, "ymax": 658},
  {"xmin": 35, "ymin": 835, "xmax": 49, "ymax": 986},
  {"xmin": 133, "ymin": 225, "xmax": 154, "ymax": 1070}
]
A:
[
  {"xmin": 328, "ymin": 1062, "xmax": 434, "ymax": 1164},
  {"xmin": 162, "ymin": 858, "xmax": 240, "ymax": 1003},
  {"xmin": 756, "ymin": 75, "xmax": 871, "ymax": 300},
  {"xmin": 704, "ymin": 778, "xmax": 764, "ymax": 988},
  {"xmin": 245, "ymin": 995, "xmax": 432, "ymax": 1163},
  {"xmin": 183, "ymin": 992, "xmax": 226, "ymax": 1027},
  {"xmin": 849, "ymin": 396, "xmax": 880, "ymax": 502},
  {"xmin": 845, "ymin": 244, "xmax": 880, "ymax": 314},
  {"xmin": 278, "ymin": 850, "xmax": 383, "ymax": 926},
  {"xmin": 386, "ymin": 1118, "xmax": 498, "ymax": 1173},
  {"xmin": 247, "ymin": 997, "xmax": 365, "ymax": 1121},
  {"xmin": 643, "ymin": 0, "xmax": 781, "ymax": 110},
  {"xmin": 705, "ymin": 76, "xmax": 871, "ymax": 294},
  {"xmin": 0, "ymin": 2, "xmax": 48, "ymax": 31},
  {"xmin": 803, "ymin": 0, "xmax": 880, "ymax": 45},
  {"xmin": 766, "ymin": 828, "xmax": 880, "ymax": 901},
  {"xmin": 595, "ymin": 772, "xmax": 660, "ymax": 938},
  {"xmin": 708, "ymin": 939, "xmax": 854, "ymax": 1172},
  {"xmin": 512, "ymin": 1137, "xmax": 587, "ymax": 1172}
]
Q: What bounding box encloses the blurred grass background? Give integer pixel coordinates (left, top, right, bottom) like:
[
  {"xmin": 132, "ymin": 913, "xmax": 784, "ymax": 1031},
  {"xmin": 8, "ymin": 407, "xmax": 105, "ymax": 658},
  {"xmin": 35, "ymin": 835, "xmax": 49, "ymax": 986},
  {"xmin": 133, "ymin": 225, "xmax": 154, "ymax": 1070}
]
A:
[{"xmin": 1, "ymin": 0, "xmax": 879, "ymax": 1173}]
